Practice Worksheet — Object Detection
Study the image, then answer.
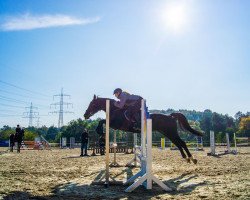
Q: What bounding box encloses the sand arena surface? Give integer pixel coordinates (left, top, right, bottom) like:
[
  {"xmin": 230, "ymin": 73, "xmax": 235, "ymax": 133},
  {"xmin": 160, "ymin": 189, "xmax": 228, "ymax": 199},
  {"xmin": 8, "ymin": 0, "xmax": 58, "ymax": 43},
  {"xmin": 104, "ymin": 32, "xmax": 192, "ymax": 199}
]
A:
[{"xmin": 0, "ymin": 147, "xmax": 249, "ymax": 200}]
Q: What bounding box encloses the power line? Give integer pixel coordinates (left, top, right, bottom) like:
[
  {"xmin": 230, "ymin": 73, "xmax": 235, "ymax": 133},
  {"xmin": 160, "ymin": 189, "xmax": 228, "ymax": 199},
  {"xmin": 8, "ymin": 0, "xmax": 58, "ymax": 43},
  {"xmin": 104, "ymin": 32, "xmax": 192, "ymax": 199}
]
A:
[
  {"xmin": 0, "ymin": 80, "xmax": 51, "ymax": 98},
  {"xmin": 0, "ymin": 95, "xmax": 50, "ymax": 110},
  {"xmin": 0, "ymin": 103, "xmax": 24, "ymax": 109},
  {"xmin": 0, "ymin": 95, "xmax": 30, "ymax": 105},
  {"xmin": 0, "ymin": 89, "xmax": 49, "ymax": 101},
  {"xmin": 49, "ymin": 88, "xmax": 73, "ymax": 128},
  {"xmin": 0, "ymin": 114, "xmax": 23, "ymax": 117},
  {"xmin": 0, "ymin": 109, "xmax": 18, "ymax": 113},
  {"xmin": 0, "ymin": 62, "xmax": 53, "ymax": 89}
]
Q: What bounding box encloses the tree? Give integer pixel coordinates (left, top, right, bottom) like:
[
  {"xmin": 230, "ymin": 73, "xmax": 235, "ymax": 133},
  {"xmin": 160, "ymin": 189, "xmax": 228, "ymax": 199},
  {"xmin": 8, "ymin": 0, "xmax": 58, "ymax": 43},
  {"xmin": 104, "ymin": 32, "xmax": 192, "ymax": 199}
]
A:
[
  {"xmin": 238, "ymin": 116, "xmax": 250, "ymax": 137},
  {"xmin": 46, "ymin": 126, "xmax": 59, "ymax": 142},
  {"xmin": 200, "ymin": 109, "xmax": 213, "ymax": 142},
  {"xmin": 212, "ymin": 113, "xmax": 227, "ymax": 133},
  {"xmin": 23, "ymin": 130, "xmax": 38, "ymax": 141},
  {"xmin": 37, "ymin": 126, "xmax": 48, "ymax": 137},
  {"xmin": 0, "ymin": 128, "xmax": 15, "ymax": 140}
]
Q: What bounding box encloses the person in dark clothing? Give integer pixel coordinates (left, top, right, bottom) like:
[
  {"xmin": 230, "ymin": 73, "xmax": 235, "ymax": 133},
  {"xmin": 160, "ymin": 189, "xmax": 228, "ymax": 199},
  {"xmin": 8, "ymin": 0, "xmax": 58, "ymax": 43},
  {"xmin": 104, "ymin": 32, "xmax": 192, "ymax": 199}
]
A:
[
  {"xmin": 15, "ymin": 124, "xmax": 21, "ymax": 135},
  {"xmin": 21, "ymin": 128, "xmax": 25, "ymax": 140},
  {"xmin": 113, "ymin": 88, "xmax": 142, "ymax": 127},
  {"xmin": 9, "ymin": 133, "xmax": 15, "ymax": 152},
  {"xmin": 15, "ymin": 124, "xmax": 22, "ymax": 153},
  {"xmin": 80, "ymin": 129, "xmax": 89, "ymax": 156},
  {"xmin": 99, "ymin": 135, "xmax": 105, "ymax": 156}
]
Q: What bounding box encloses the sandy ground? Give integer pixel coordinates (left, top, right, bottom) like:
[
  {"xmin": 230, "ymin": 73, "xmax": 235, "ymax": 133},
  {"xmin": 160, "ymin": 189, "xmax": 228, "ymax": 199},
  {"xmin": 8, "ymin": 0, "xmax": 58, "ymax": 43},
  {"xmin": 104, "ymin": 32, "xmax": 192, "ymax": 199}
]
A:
[{"xmin": 0, "ymin": 146, "xmax": 249, "ymax": 200}]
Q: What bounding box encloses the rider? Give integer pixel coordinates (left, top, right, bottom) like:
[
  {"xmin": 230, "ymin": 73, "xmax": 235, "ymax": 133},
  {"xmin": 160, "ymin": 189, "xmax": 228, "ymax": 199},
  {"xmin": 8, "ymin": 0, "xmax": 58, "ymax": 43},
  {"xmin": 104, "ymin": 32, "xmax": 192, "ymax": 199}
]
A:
[{"xmin": 113, "ymin": 88, "xmax": 142, "ymax": 127}]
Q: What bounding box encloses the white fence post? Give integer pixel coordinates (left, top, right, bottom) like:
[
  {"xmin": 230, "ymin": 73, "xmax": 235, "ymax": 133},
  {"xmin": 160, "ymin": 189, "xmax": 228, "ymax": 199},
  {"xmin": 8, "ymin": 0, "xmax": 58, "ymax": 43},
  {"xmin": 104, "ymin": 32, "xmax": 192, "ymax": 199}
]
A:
[
  {"xmin": 210, "ymin": 131, "xmax": 215, "ymax": 155},
  {"xmin": 226, "ymin": 133, "xmax": 231, "ymax": 152}
]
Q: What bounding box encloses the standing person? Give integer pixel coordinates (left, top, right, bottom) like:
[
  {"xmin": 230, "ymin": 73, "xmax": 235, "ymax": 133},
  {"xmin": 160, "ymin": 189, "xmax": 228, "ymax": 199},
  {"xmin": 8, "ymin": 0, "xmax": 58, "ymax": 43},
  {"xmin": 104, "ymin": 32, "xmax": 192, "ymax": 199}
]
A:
[
  {"xmin": 80, "ymin": 128, "xmax": 89, "ymax": 157},
  {"xmin": 15, "ymin": 125, "xmax": 22, "ymax": 153},
  {"xmin": 113, "ymin": 88, "xmax": 143, "ymax": 127},
  {"xmin": 9, "ymin": 132, "xmax": 15, "ymax": 152}
]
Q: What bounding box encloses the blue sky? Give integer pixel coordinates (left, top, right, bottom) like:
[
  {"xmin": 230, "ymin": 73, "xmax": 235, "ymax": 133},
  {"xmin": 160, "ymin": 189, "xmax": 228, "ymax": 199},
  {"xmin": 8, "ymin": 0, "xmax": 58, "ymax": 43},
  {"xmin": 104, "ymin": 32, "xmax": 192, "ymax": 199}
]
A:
[{"xmin": 0, "ymin": 0, "xmax": 249, "ymax": 128}]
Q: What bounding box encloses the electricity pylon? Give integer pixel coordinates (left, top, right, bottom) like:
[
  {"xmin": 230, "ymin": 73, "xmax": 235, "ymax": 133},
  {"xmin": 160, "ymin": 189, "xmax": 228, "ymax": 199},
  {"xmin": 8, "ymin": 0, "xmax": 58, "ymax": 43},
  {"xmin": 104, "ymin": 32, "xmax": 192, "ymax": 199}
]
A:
[
  {"xmin": 50, "ymin": 88, "xmax": 73, "ymax": 128},
  {"xmin": 23, "ymin": 102, "xmax": 39, "ymax": 127}
]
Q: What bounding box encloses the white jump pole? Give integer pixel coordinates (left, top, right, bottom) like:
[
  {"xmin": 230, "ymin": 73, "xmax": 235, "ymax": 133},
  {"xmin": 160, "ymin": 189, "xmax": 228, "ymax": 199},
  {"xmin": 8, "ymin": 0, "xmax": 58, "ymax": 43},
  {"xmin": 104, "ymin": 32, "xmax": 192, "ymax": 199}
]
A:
[
  {"xmin": 133, "ymin": 133, "xmax": 139, "ymax": 167},
  {"xmin": 70, "ymin": 137, "xmax": 75, "ymax": 149},
  {"xmin": 226, "ymin": 133, "xmax": 231, "ymax": 152},
  {"xmin": 125, "ymin": 99, "xmax": 171, "ymax": 192},
  {"xmin": 146, "ymin": 119, "xmax": 171, "ymax": 191},
  {"xmin": 113, "ymin": 131, "xmax": 117, "ymax": 164},
  {"xmin": 234, "ymin": 133, "xmax": 237, "ymax": 153},
  {"xmin": 105, "ymin": 99, "xmax": 110, "ymax": 186},
  {"xmin": 126, "ymin": 133, "xmax": 140, "ymax": 167},
  {"xmin": 125, "ymin": 99, "xmax": 144, "ymax": 168},
  {"xmin": 210, "ymin": 130, "xmax": 215, "ymax": 155},
  {"xmin": 141, "ymin": 99, "xmax": 146, "ymax": 158}
]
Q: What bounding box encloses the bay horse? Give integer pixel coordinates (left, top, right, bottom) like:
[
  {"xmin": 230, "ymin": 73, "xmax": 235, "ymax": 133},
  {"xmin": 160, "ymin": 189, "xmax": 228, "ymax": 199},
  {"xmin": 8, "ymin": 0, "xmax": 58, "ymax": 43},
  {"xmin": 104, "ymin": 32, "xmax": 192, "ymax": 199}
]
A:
[{"xmin": 84, "ymin": 95, "xmax": 203, "ymax": 164}]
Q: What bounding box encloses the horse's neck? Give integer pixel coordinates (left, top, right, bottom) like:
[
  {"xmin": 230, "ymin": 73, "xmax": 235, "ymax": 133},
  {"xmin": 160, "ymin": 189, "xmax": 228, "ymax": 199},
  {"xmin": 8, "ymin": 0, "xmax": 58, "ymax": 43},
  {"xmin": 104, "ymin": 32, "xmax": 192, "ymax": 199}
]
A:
[{"xmin": 99, "ymin": 98, "xmax": 115, "ymax": 112}]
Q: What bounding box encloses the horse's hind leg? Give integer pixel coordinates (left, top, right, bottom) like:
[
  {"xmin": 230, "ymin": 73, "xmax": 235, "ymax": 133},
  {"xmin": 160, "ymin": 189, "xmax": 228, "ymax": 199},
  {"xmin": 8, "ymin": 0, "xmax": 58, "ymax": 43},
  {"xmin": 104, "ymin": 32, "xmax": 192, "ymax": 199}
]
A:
[
  {"xmin": 171, "ymin": 140, "xmax": 187, "ymax": 160},
  {"xmin": 178, "ymin": 139, "xmax": 197, "ymax": 164},
  {"xmin": 161, "ymin": 126, "xmax": 188, "ymax": 161}
]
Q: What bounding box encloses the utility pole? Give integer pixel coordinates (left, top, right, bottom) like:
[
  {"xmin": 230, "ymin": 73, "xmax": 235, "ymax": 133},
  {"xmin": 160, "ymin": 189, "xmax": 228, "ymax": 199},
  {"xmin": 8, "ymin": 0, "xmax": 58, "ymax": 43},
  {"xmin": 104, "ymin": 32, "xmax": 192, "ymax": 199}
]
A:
[
  {"xmin": 50, "ymin": 88, "xmax": 73, "ymax": 128},
  {"xmin": 23, "ymin": 102, "xmax": 39, "ymax": 127}
]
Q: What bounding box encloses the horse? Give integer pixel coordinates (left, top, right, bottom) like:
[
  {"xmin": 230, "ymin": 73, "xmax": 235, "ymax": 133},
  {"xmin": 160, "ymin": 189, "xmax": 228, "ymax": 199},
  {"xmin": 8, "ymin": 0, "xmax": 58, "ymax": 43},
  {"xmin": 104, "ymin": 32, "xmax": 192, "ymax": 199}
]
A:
[{"xmin": 84, "ymin": 95, "xmax": 203, "ymax": 164}]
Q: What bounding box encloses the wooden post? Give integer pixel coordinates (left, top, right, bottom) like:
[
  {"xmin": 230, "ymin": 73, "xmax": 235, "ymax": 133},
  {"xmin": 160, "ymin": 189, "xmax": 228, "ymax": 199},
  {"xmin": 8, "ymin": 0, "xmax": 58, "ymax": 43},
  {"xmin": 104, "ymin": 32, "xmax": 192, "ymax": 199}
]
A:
[
  {"xmin": 110, "ymin": 130, "xmax": 121, "ymax": 167},
  {"xmin": 92, "ymin": 100, "xmax": 123, "ymax": 186}
]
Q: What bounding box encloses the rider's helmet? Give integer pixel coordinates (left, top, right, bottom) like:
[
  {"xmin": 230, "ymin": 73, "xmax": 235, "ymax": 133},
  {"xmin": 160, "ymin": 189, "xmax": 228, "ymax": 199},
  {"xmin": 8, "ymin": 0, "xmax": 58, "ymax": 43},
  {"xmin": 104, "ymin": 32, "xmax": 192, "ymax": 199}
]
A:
[{"xmin": 113, "ymin": 88, "xmax": 122, "ymax": 95}]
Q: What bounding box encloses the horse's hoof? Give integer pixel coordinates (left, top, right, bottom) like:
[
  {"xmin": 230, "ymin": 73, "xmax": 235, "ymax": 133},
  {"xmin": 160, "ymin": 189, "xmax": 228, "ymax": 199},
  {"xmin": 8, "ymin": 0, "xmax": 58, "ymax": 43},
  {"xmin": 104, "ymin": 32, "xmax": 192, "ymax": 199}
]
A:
[
  {"xmin": 192, "ymin": 159, "xmax": 198, "ymax": 164},
  {"xmin": 186, "ymin": 158, "xmax": 191, "ymax": 163}
]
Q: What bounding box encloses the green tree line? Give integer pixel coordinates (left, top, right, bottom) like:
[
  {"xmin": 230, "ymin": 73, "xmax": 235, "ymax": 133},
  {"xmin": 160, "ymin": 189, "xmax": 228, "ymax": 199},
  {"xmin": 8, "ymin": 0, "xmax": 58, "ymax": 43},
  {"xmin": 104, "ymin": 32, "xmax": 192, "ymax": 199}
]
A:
[{"xmin": 0, "ymin": 110, "xmax": 249, "ymax": 146}]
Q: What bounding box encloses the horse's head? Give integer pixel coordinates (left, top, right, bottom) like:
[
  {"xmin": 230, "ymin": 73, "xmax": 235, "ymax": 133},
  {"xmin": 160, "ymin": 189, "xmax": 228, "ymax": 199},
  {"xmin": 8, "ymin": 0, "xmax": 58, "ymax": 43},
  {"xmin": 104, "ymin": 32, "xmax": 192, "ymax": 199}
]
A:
[{"xmin": 84, "ymin": 95, "xmax": 103, "ymax": 119}]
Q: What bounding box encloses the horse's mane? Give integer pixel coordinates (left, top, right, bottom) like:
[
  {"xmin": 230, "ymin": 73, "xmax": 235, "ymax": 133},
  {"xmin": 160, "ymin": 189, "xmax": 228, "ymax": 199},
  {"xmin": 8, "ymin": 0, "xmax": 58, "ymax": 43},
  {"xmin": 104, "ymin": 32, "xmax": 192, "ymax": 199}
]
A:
[
  {"xmin": 96, "ymin": 96, "xmax": 115, "ymax": 104},
  {"xmin": 96, "ymin": 96, "xmax": 115, "ymax": 103}
]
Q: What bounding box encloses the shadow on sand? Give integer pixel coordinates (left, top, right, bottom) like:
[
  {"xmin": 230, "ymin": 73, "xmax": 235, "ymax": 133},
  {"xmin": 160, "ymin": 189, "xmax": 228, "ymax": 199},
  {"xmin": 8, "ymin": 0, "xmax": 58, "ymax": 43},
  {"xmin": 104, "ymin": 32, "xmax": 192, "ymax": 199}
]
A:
[{"xmin": 2, "ymin": 172, "xmax": 209, "ymax": 200}]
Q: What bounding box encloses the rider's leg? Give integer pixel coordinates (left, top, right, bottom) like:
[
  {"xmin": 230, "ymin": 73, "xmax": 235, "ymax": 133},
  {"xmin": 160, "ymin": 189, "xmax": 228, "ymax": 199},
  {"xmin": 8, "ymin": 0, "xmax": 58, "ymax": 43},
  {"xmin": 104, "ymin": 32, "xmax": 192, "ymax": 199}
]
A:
[{"xmin": 128, "ymin": 100, "xmax": 141, "ymax": 122}]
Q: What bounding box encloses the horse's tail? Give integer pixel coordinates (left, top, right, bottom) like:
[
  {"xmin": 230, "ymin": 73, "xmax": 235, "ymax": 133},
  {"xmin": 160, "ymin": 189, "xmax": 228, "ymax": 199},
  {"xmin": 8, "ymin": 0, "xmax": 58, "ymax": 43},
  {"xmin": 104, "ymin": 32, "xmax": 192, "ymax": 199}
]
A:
[{"xmin": 170, "ymin": 113, "xmax": 203, "ymax": 136}]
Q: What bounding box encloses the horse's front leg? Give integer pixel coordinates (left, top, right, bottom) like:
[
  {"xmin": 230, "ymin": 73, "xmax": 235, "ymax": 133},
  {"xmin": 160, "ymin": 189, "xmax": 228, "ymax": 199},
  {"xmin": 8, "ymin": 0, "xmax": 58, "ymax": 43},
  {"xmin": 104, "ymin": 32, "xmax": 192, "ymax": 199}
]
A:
[{"xmin": 96, "ymin": 119, "xmax": 106, "ymax": 135}]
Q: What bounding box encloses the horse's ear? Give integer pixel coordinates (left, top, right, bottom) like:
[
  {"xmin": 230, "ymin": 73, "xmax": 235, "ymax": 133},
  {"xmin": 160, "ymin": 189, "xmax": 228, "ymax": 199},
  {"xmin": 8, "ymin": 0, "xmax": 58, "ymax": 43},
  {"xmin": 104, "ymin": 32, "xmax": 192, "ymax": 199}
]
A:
[{"xmin": 93, "ymin": 95, "xmax": 97, "ymax": 100}]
